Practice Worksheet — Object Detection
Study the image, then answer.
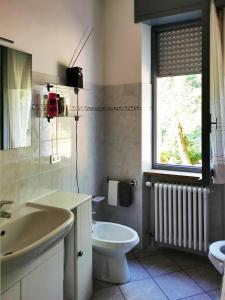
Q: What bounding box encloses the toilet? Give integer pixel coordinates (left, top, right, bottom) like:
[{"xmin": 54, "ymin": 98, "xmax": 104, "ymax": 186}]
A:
[
  {"xmin": 208, "ymin": 240, "xmax": 225, "ymax": 274},
  {"xmin": 92, "ymin": 221, "xmax": 139, "ymax": 283}
]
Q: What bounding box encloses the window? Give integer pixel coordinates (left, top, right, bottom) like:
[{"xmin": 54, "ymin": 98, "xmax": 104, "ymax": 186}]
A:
[{"xmin": 152, "ymin": 22, "xmax": 203, "ymax": 173}]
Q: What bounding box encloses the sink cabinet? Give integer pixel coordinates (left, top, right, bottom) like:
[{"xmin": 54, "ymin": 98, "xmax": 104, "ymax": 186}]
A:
[
  {"xmin": 64, "ymin": 199, "xmax": 92, "ymax": 300},
  {"xmin": 21, "ymin": 250, "xmax": 63, "ymax": 300},
  {"xmin": 1, "ymin": 242, "xmax": 64, "ymax": 300},
  {"xmin": 1, "ymin": 283, "xmax": 20, "ymax": 300}
]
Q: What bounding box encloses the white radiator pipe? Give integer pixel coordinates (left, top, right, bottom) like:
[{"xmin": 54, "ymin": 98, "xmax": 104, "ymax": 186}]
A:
[
  {"xmin": 163, "ymin": 184, "xmax": 168, "ymax": 244},
  {"xmin": 168, "ymin": 184, "xmax": 172, "ymax": 245},
  {"xmin": 198, "ymin": 187, "xmax": 203, "ymax": 252},
  {"xmin": 159, "ymin": 184, "xmax": 163, "ymax": 243},
  {"xmin": 178, "ymin": 185, "xmax": 182, "ymax": 247},
  {"xmin": 154, "ymin": 183, "xmax": 159, "ymax": 242},
  {"xmin": 183, "ymin": 186, "xmax": 187, "ymax": 248}
]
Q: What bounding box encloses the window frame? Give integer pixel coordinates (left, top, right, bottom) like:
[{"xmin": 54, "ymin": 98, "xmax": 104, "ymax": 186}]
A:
[{"xmin": 151, "ymin": 20, "xmax": 204, "ymax": 174}]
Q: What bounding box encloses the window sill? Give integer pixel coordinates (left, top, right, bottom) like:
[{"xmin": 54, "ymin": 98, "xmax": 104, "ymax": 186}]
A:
[{"xmin": 144, "ymin": 169, "xmax": 202, "ymax": 184}]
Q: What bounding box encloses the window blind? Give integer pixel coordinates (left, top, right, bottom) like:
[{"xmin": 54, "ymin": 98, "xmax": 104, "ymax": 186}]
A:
[{"xmin": 157, "ymin": 24, "xmax": 202, "ymax": 77}]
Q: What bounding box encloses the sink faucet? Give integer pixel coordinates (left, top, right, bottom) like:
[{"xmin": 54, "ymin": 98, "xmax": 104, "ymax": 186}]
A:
[{"xmin": 0, "ymin": 200, "xmax": 14, "ymax": 218}]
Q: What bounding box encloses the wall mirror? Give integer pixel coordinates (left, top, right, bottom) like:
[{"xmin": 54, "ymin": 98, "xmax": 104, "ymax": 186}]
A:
[{"xmin": 0, "ymin": 46, "xmax": 32, "ymax": 150}]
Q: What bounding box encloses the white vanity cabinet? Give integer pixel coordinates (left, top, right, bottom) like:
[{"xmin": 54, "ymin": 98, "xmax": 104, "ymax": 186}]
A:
[
  {"xmin": 1, "ymin": 242, "xmax": 64, "ymax": 300},
  {"xmin": 21, "ymin": 250, "xmax": 64, "ymax": 300},
  {"xmin": 64, "ymin": 198, "xmax": 92, "ymax": 300},
  {"xmin": 1, "ymin": 283, "xmax": 20, "ymax": 300}
]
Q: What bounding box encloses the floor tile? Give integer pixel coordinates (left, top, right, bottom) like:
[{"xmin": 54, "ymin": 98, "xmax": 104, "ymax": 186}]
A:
[
  {"xmin": 91, "ymin": 286, "xmax": 125, "ymax": 300},
  {"xmin": 120, "ymin": 277, "xmax": 168, "ymax": 300},
  {"xmin": 207, "ymin": 289, "xmax": 221, "ymax": 300},
  {"xmin": 171, "ymin": 252, "xmax": 209, "ymax": 270},
  {"xmin": 133, "ymin": 246, "xmax": 169, "ymax": 258},
  {"xmin": 128, "ymin": 259, "xmax": 150, "ymax": 281},
  {"xmin": 154, "ymin": 271, "xmax": 203, "ymax": 300},
  {"xmin": 181, "ymin": 293, "xmax": 212, "ymax": 299},
  {"xmin": 186, "ymin": 265, "xmax": 222, "ymax": 292},
  {"xmin": 93, "ymin": 279, "xmax": 115, "ymax": 290},
  {"xmin": 139, "ymin": 254, "xmax": 180, "ymax": 276}
]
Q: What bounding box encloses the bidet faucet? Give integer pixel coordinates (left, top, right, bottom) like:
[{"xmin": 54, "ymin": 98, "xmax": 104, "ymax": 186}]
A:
[{"xmin": 0, "ymin": 200, "xmax": 14, "ymax": 218}]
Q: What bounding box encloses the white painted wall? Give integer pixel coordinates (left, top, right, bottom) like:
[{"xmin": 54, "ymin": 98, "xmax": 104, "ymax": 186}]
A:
[
  {"xmin": 103, "ymin": 0, "xmax": 142, "ymax": 85},
  {"xmin": 0, "ymin": 0, "xmax": 103, "ymax": 84}
]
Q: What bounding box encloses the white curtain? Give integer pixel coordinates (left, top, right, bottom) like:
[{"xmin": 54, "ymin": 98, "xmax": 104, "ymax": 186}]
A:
[
  {"xmin": 210, "ymin": 0, "xmax": 225, "ymax": 184},
  {"xmin": 7, "ymin": 49, "xmax": 32, "ymax": 148}
]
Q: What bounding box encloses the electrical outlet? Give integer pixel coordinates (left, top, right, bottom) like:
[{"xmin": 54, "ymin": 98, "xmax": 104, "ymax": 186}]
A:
[{"xmin": 50, "ymin": 154, "xmax": 61, "ymax": 164}]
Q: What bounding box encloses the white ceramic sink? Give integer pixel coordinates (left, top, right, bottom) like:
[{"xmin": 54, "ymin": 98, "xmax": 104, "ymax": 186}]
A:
[{"xmin": 0, "ymin": 202, "xmax": 74, "ymax": 265}]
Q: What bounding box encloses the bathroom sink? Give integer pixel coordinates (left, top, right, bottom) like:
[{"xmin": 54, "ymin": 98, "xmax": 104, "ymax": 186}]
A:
[{"xmin": 0, "ymin": 202, "xmax": 74, "ymax": 266}]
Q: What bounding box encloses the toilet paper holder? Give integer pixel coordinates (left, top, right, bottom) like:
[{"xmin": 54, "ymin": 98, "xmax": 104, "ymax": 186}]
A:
[{"xmin": 106, "ymin": 176, "xmax": 137, "ymax": 186}]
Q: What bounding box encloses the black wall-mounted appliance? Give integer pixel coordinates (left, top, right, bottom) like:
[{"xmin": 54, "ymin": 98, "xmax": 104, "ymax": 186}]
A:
[{"xmin": 66, "ymin": 67, "xmax": 83, "ymax": 89}]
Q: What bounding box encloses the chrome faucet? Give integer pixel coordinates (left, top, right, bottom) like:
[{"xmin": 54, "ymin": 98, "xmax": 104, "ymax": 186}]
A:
[{"xmin": 0, "ymin": 200, "xmax": 14, "ymax": 218}]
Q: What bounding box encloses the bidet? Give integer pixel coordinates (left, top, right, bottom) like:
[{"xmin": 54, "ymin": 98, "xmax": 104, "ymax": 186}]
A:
[{"xmin": 92, "ymin": 221, "xmax": 139, "ymax": 283}]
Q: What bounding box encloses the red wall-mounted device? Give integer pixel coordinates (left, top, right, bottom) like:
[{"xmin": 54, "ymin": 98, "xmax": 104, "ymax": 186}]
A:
[{"xmin": 47, "ymin": 92, "xmax": 58, "ymax": 119}]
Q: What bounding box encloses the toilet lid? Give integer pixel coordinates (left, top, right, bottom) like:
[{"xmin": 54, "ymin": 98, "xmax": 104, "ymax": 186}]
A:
[{"xmin": 209, "ymin": 241, "xmax": 225, "ymax": 261}]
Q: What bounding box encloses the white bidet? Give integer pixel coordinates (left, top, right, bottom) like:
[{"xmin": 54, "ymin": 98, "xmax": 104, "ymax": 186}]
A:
[{"xmin": 92, "ymin": 221, "xmax": 139, "ymax": 283}]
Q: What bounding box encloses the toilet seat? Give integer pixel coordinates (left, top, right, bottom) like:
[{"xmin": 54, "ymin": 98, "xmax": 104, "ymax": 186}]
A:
[
  {"xmin": 208, "ymin": 240, "xmax": 225, "ymax": 274},
  {"xmin": 209, "ymin": 241, "xmax": 225, "ymax": 262}
]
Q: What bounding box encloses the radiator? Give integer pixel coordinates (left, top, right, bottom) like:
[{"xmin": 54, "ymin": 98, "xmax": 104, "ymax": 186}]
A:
[{"xmin": 154, "ymin": 183, "xmax": 210, "ymax": 253}]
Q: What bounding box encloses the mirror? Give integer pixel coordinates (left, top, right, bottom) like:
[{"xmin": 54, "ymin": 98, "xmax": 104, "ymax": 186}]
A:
[{"xmin": 0, "ymin": 46, "xmax": 32, "ymax": 150}]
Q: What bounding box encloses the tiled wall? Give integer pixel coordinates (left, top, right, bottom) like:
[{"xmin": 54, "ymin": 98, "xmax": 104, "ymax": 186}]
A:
[
  {"xmin": 0, "ymin": 75, "xmax": 105, "ymax": 207},
  {"xmin": 95, "ymin": 83, "xmax": 143, "ymax": 241}
]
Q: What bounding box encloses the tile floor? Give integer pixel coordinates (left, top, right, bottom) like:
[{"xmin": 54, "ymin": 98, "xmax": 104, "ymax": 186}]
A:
[{"xmin": 92, "ymin": 248, "xmax": 222, "ymax": 300}]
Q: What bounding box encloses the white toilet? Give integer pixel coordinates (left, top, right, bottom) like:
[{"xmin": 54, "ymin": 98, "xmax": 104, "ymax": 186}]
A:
[
  {"xmin": 92, "ymin": 221, "xmax": 139, "ymax": 283},
  {"xmin": 208, "ymin": 240, "xmax": 225, "ymax": 274}
]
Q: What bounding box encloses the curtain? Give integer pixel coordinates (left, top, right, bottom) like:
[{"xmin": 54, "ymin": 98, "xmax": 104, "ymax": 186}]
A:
[
  {"xmin": 7, "ymin": 48, "xmax": 32, "ymax": 148},
  {"xmin": 210, "ymin": 0, "xmax": 225, "ymax": 184}
]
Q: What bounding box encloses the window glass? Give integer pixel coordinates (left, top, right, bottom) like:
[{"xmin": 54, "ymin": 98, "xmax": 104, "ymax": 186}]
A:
[{"xmin": 156, "ymin": 74, "xmax": 202, "ymax": 167}]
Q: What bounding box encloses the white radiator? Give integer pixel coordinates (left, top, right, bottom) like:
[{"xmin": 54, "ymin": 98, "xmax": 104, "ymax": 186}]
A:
[{"xmin": 154, "ymin": 183, "xmax": 210, "ymax": 253}]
